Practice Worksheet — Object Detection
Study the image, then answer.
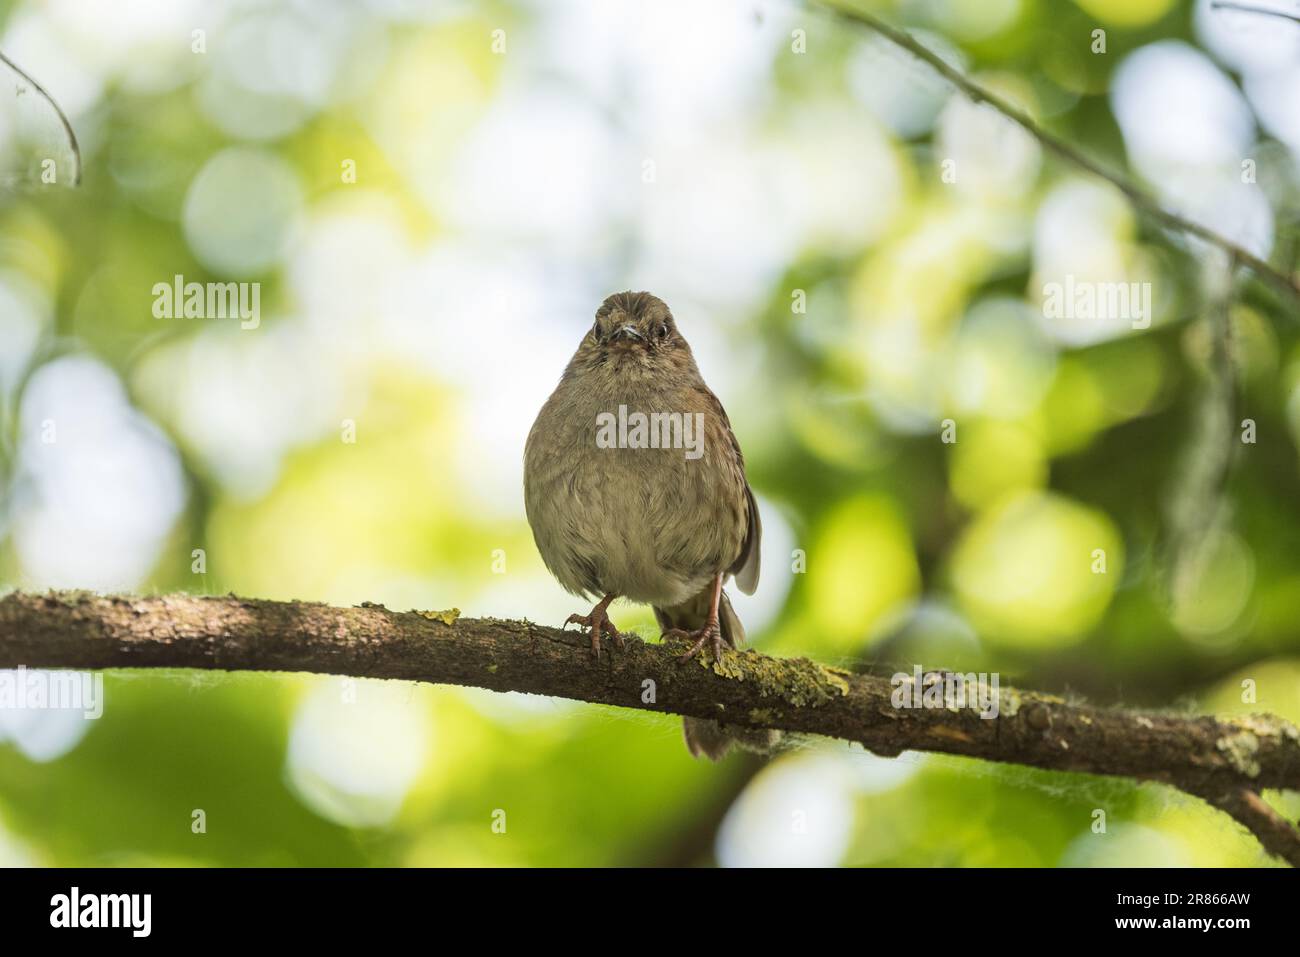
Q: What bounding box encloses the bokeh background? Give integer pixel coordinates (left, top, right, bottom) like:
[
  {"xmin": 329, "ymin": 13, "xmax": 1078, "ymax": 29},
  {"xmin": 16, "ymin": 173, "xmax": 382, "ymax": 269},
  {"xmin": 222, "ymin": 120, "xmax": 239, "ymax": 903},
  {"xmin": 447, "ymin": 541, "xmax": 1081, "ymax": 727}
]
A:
[{"xmin": 1, "ymin": 0, "xmax": 1299, "ymax": 866}]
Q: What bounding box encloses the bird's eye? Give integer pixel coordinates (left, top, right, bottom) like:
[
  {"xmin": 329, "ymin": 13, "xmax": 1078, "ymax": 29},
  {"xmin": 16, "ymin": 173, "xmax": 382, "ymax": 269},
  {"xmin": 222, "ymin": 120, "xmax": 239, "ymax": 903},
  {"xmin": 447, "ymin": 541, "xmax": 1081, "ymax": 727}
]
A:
[{"xmin": 658, "ymin": 323, "xmax": 670, "ymax": 339}]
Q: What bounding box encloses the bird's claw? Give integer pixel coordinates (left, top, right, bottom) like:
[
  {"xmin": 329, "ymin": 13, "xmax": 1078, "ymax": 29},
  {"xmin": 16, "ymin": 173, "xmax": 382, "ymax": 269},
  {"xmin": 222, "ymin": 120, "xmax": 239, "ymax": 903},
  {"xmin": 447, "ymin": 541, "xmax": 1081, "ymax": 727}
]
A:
[
  {"xmin": 564, "ymin": 607, "xmax": 626, "ymax": 658},
  {"xmin": 664, "ymin": 619, "xmax": 729, "ymax": 663}
]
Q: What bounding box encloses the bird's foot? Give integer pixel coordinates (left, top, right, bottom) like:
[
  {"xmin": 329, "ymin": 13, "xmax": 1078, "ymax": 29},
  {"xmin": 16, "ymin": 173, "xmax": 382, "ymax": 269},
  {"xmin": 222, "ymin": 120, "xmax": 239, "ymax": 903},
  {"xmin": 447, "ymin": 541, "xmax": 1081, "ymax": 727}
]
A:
[
  {"xmin": 564, "ymin": 601, "xmax": 626, "ymax": 658},
  {"xmin": 664, "ymin": 617, "xmax": 730, "ymax": 663}
]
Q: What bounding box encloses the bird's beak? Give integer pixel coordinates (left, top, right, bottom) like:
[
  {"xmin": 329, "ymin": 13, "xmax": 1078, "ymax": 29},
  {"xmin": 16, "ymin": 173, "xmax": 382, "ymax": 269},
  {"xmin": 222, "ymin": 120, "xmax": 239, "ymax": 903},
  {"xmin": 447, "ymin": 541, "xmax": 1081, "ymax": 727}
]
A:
[{"xmin": 611, "ymin": 324, "xmax": 643, "ymax": 342}]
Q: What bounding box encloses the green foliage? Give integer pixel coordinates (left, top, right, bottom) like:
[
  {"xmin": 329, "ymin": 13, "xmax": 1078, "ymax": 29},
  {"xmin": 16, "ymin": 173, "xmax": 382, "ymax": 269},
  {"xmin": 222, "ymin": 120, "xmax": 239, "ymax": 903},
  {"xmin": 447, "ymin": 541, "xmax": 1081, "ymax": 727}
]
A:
[{"xmin": 1, "ymin": 0, "xmax": 1296, "ymax": 866}]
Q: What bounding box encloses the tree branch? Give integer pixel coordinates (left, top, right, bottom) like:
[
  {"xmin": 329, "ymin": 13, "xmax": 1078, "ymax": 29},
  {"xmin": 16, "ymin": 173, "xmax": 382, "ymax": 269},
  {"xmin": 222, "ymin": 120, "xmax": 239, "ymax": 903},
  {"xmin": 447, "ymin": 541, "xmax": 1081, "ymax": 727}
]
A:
[
  {"xmin": 1210, "ymin": 1, "xmax": 1300, "ymax": 25},
  {"xmin": 1192, "ymin": 784, "xmax": 1300, "ymax": 867},
  {"xmin": 811, "ymin": 1, "xmax": 1300, "ymax": 304},
  {"xmin": 0, "ymin": 49, "xmax": 82, "ymax": 186},
  {"xmin": 2, "ymin": 591, "xmax": 1299, "ymax": 864}
]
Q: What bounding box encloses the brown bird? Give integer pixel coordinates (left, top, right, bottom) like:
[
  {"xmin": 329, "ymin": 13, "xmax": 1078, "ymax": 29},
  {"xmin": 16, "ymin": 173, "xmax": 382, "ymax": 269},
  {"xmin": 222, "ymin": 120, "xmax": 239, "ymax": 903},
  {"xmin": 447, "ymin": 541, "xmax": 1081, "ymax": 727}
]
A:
[{"xmin": 524, "ymin": 291, "xmax": 763, "ymax": 760}]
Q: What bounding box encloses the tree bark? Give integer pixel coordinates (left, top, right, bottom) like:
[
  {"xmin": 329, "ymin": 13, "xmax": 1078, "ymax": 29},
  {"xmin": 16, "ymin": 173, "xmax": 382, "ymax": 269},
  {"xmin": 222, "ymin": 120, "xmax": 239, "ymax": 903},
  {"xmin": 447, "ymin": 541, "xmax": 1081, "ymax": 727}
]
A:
[{"xmin": 2, "ymin": 591, "xmax": 1298, "ymax": 865}]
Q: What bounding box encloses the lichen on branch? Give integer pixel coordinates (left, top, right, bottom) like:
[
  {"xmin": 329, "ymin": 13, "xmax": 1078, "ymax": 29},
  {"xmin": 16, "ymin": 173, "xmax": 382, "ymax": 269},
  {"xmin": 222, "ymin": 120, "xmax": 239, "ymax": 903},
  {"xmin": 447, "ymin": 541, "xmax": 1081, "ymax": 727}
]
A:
[{"xmin": 1, "ymin": 590, "xmax": 1298, "ymax": 865}]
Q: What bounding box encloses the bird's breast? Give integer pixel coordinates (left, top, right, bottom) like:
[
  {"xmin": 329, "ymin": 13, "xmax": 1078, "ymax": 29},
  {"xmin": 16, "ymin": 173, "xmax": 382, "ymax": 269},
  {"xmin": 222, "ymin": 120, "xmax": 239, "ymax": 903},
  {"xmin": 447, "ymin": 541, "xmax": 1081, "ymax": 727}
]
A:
[{"xmin": 525, "ymin": 377, "xmax": 746, "ymax": 605}]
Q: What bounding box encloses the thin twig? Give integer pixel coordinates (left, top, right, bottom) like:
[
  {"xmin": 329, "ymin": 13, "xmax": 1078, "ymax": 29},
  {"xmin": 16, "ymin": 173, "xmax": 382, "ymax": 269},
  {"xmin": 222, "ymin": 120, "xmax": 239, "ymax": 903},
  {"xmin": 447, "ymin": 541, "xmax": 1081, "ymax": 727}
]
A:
[
  {"xmin": 1210, "ymin": 1, "xmax": 1300, "ymax": 25},
  {"xmin": 0, "ymin": 49, "xmax": 82, "ymax": 186},
  {"xmin": 810, "ymin": 1, "xmax": 1300, "ymax": 304},
  {"xmin": 1194, "ymin": 785, "xmax": 1300, "ymax": 867},
  {"xmin": 1164, "ymin": 255, "xmax": 1239, "ymax": 602}
]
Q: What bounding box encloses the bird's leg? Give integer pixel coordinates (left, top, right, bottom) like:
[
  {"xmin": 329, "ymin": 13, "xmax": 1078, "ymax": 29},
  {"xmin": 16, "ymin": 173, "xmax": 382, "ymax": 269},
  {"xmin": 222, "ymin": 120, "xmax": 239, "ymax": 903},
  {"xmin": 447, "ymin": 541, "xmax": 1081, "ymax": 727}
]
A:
[
  {"xmin": 564, "ymin": 593, "xmax": 626, "ymax": 657},
  {"xmin": 663, "ymin": 573, "xmax": 728, "ymax": 663}
]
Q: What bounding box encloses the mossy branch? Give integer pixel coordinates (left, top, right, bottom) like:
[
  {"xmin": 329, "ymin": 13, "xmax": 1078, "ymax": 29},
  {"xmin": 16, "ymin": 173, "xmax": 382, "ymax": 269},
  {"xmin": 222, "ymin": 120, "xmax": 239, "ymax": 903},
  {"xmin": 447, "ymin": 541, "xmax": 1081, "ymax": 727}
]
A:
[{"xmin": 1, "ymin": 591, "xmax": 1298, "ymax": 865}]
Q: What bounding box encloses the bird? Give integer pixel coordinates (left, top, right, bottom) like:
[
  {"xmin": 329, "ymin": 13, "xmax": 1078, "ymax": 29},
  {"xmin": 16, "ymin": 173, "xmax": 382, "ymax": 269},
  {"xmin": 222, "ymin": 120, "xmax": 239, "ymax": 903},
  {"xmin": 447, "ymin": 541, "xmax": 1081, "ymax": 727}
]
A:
[{"xmin": 524, "ymin": 291, "xmax": 763, "ymax": 760}]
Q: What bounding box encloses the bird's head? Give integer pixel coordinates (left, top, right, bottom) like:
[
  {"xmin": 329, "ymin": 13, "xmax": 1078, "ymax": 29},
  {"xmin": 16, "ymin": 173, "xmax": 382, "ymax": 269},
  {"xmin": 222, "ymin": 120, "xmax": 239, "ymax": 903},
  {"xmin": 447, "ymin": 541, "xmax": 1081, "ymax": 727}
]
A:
[{"xmin": 584, "ymin": 291, "xmax": 684, "ymax": 367}]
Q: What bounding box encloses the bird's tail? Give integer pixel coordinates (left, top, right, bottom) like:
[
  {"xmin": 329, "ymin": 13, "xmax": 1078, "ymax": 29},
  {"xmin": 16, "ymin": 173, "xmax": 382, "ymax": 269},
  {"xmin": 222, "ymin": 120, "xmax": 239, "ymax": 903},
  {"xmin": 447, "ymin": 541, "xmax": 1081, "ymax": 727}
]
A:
[{"xmin": 654, "ymin": 589, "xmax": 780, "ymax": 761}]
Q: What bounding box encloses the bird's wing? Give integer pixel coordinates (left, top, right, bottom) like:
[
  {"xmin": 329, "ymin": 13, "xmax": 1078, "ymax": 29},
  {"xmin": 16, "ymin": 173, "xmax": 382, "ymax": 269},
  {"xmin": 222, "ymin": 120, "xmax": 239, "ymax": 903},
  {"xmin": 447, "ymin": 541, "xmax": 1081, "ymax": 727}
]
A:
[
  {"xmin": 699, "ymin": 380, "xmax": 762, "ymax": 595},
  {"xmin": 732, "ymin": 483, "xmax": 761, "ymax": 595}
]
